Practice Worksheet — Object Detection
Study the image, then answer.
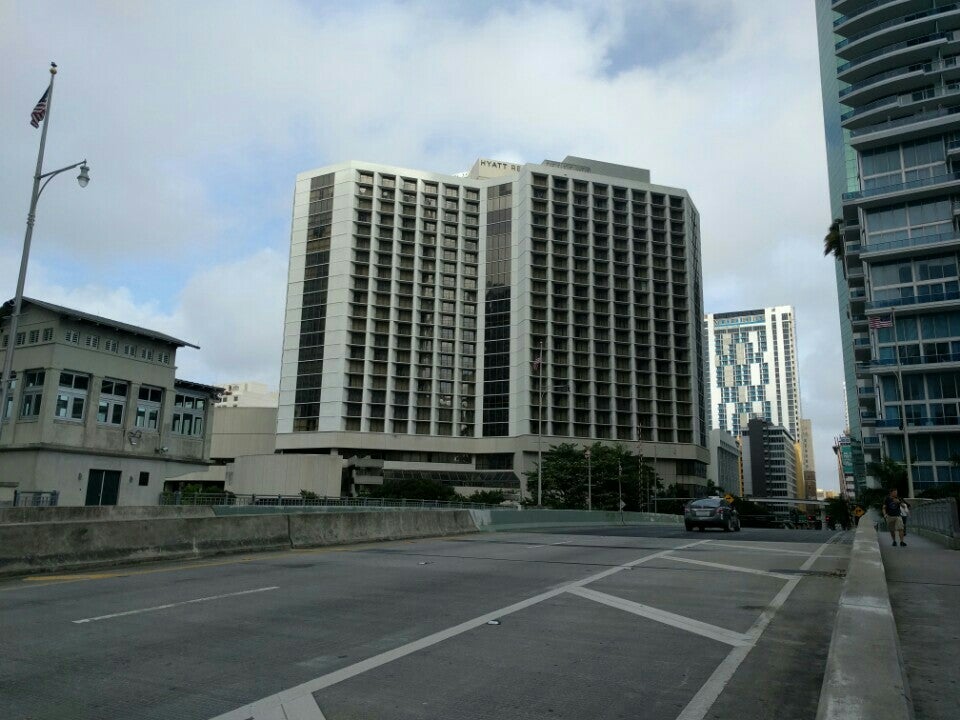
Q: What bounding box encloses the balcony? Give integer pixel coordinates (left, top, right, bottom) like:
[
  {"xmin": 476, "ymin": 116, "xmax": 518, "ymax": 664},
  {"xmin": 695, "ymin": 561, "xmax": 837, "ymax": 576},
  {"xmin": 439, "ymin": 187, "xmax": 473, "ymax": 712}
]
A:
[
  {"xmin": 876, "ymin": 416, "xmax": 960, "ymax": 430},
  {"xmin": 863, "ymin": 351, "xmax": 960, "ymax": 371},
  {"xmin": 836, "ymin": 4, "xmax": 960, "ymax": 59},
  {"xmin": 837, "ymin": 32, "xmax": 954, "ymax": 84},
  {"xmin": 861, "ymin": 230, "xmax": 960, "ymax": 258},
  {"xmin": 842, "ymin": 171, "xmax": 960, "ymax": 206},
  {"xmin": 834, "ymin": 1, "xmax": 918, "ymax": 31},
  {"xmin": 866, "ymin": 288, "xmax": 960, "ymax": 310}
]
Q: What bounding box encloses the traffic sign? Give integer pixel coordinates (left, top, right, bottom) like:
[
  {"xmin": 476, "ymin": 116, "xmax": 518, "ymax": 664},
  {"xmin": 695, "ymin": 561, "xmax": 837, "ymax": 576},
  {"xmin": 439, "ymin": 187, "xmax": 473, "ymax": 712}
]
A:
[
  {"xmin": 619, "ymin": 500, "xmax": 626, "ymax": 510},
  {"xmin": 724, "ymin": 494, "xmax": 734, "ymax": 503},
  {"xmin": 853, "ymin": 506, "xmax": 865, "ymax": 517}
]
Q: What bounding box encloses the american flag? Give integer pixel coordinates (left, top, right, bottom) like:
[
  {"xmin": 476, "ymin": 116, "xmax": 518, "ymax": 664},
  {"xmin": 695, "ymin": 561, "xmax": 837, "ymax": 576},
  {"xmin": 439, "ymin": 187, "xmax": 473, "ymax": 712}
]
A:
[
  {"xmin": 30, "ymin": 88, "xmax": 49, "ymax": 128},
  {"xmin": 531, "ymin": 355, "xmax": 542, "ymax": 373},
  {"xmin": 869, "ymin": 315, "xmax": 894, "ymax": 329}
]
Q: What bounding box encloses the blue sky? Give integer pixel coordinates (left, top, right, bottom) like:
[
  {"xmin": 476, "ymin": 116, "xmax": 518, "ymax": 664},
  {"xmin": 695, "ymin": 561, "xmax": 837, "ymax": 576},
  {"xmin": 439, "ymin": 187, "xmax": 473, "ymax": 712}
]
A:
[{"xmin": 0, "ymin": 1, "xmax": 843, "ymax": 489}]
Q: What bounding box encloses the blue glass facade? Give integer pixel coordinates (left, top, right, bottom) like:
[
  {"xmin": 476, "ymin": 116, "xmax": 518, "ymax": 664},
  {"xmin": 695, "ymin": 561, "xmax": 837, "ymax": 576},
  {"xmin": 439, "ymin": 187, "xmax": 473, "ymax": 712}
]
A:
[{"xmin": 818, "ymin": 0, "xmax": 960, "ymax": 495}]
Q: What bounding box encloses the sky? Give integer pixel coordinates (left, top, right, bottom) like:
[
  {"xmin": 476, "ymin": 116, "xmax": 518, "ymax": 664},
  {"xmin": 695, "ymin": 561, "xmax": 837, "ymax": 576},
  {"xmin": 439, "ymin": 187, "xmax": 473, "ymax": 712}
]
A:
[{"xmin": 0, "ymin": 0, "xmax": 844, "ymax": 490}]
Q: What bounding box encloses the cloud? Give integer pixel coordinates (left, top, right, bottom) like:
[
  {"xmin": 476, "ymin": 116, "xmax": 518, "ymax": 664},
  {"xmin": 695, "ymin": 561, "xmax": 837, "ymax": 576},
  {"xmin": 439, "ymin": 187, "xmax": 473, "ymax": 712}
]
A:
[{"xmin": 0, "ymin": 1, "xmax": 844, "ymax": 488}]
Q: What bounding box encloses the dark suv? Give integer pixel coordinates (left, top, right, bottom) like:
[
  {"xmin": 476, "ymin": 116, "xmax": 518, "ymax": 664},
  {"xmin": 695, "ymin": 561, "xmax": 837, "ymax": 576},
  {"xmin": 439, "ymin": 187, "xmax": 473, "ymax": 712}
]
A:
[{"xmin": 684, "ymin": 497, "xmax": 741, "ymax": 532}]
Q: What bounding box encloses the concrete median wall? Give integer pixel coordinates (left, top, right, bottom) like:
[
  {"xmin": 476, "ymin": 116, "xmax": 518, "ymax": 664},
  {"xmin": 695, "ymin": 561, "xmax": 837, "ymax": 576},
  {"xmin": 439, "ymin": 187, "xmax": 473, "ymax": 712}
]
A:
[
  {"xmin": 470, "ymin": 508, "xmax": 684, "ymax": 531},
  {"xmin": 815, "ymin": 510, "xmax": 913, "ymax": 720},
  {"xmin": 288, "ymin": 509, "xmax": 477, "ymax": 548},
  {"xmin": 0, "ymin": 509, "xmax": 479, "ymax": 577},
  {"xmin": 0, "ymin": 514, "xmax": 290, "ymax": 576},
  {"xmin": 0, "ymin": 505, "xmax": 215, "ymax": 525}
]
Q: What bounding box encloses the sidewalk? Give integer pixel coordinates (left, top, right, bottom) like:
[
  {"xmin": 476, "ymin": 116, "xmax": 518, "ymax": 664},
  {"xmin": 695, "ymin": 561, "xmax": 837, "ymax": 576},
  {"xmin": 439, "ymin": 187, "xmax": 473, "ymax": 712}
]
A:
[{"xmin": 880, "ymin": 531, "xmax": 960, "ymax": 720}]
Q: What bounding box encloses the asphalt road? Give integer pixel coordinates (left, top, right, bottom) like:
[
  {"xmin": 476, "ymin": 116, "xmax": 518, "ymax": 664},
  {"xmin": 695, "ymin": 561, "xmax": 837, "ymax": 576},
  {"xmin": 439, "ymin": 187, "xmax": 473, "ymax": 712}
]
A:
[{"xmin": 0, "ymin": 524, "xmax": 851, "ymax": 720}]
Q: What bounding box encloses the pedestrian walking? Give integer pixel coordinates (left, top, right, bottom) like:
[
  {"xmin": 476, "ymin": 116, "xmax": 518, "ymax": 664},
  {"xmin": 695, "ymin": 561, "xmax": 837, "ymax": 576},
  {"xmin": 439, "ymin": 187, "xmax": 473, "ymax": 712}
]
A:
[
  {"xmin": 883, "ymin": 488, "xmax": 906, "ymax": 547},
  {"xmin": 900, "ymin": 498, "xmax": 910, "ymax": 535}
]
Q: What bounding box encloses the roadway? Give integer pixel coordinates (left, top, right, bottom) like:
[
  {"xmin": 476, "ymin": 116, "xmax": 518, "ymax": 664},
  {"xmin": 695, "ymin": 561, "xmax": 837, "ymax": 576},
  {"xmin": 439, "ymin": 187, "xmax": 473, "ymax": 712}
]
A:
[{"xmin": 0, "ymin": 524, "xmax": 851, "ymax": 720}]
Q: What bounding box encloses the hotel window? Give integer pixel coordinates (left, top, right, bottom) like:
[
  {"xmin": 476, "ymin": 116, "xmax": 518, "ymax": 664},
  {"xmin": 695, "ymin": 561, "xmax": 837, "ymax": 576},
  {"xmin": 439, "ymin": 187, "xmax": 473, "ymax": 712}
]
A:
[
  {"xmin": 172, "ymin": 393, "xmax": 206, "ymax": 437},
  {"xmin": 135, "ymin": 386, "xmax": 163, "ymax": 429},
  {"xmin": 97, "ymin": 379, "xmax": 128, "ymax": 425},
  {"xmin": 55, "ymin": 371, "xmax": 89, "ymax": 421}
]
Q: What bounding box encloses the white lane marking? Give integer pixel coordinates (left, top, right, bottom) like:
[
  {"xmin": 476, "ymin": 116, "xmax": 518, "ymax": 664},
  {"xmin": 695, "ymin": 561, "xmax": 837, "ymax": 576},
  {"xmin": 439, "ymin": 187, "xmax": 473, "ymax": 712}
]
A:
[
  {"xmin": 71, "ymin": 586, "xmax": 279, "ymax": 624},
  {"xmin": 662, "ymin": 555, "xmax": 796, "ymax": 580},
  {"xmin": 674, "ymin": 534, "xmax": 841, "ymax": 720},
  {"xmin": 208, "ymin": 540, "xmax": 709, "ymax": 720},
  {"xmin": 255, "ymin": 692, "xmax": 326, "ymax": 720},
  {"xmin": 524, "ymin": 539, "xmax": 574, "ymax": 548},
  {"xmin": 566, "ymin": 586, "xmax": 750, "ymax": 647}
]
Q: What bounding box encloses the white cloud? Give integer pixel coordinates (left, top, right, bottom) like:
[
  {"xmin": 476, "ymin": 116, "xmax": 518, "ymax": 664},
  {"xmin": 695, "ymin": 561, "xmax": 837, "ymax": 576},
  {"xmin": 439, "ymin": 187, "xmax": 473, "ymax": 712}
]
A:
[{"xmin": 0, "ymin": 1, "xmax": 844, "ymax": 488}]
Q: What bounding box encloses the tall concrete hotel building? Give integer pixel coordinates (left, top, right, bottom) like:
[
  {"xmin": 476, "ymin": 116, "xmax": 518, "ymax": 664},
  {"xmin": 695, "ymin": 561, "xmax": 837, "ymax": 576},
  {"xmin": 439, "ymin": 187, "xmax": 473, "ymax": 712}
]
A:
[
  {"xmin": 818, "ymin": 0, "xmax": 960, "ymax": 494},
  {"xmin": 276, "ymin": 156, "xmax": 709, "ymax": 497}
]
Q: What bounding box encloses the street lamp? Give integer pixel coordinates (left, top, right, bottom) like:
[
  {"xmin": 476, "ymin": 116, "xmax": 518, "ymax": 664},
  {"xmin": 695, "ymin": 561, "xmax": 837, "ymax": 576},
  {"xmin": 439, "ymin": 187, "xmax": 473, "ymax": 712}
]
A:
[{"xmin": 0, "ymin": 63, "xmax": 90, "ymax": 446}]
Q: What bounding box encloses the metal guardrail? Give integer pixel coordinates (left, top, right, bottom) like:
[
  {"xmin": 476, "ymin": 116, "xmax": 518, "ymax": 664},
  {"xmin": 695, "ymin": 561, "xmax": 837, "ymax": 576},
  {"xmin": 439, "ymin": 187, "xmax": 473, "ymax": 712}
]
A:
[
  {"xmin": 158, "ymin": 492, "xmax": 506, "ymax": 511},
  {"xmin": 909, "ymin": 498, "xmax": 960, "ymax": 538}
]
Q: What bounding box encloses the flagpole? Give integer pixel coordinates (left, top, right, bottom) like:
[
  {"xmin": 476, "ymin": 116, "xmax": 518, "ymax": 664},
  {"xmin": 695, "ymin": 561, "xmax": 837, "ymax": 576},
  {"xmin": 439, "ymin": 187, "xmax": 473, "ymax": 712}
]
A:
[{"xmin": 0, "ymin": 64, "xmax": 57, "ymax": 446}]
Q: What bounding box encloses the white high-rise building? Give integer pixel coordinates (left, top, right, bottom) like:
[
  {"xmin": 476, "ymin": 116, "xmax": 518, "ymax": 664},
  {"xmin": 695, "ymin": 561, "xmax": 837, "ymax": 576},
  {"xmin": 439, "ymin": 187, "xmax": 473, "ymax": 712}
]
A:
[
  {"xmin": 277, "ymin": 156, "xmax": 710, "ymax": 496},
  {"xmin": 215, "ymin": 381, "xmax": 278, "ymax": 408},
  {"xmin": 705, "ymin": 306, "xmax": 801, "ymax": 438}
]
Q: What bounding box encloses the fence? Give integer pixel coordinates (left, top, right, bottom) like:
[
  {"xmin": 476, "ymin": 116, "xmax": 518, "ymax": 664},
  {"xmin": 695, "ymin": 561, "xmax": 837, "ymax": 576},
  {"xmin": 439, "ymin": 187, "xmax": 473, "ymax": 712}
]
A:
[
  {"xmin": 12, "ymin": 491, "xmax": 59, "ymax": 507},
  {"xmin": 159, "ymin": 492, "xmax": 505, "ymax": 511},
  {"xmin": 909, "ymin": 497, "xmax": 960, "ymax": 538}
]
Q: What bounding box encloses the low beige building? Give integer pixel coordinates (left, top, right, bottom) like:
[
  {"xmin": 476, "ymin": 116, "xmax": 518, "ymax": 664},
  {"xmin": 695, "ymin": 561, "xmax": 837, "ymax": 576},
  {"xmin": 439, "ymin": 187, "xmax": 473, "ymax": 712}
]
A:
[{"xmin": 0, "ymin": 298, "xmax": 220, "ymax": 506}]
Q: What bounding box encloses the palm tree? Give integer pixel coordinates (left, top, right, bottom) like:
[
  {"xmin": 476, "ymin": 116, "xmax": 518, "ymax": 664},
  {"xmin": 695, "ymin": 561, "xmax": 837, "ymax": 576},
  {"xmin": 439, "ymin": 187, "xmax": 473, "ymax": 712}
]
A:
[{"xmin": 823, "ymin": 218, "xmax": 844, "ymax": 260}]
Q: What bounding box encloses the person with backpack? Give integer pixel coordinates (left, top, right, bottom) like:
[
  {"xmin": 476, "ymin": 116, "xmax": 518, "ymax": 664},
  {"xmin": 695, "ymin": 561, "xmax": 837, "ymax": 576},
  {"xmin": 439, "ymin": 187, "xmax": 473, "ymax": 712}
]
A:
[{"xmin": 883, "ymin": 488, "xmax": 906, "ymax": 547}]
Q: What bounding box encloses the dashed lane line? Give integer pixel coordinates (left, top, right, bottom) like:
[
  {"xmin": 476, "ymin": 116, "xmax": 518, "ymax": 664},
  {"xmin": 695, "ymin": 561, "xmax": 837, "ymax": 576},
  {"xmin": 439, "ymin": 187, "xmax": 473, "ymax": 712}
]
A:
[{"xmin": 71, "ymin": 586, "xmax": 279, "ymax": 624}]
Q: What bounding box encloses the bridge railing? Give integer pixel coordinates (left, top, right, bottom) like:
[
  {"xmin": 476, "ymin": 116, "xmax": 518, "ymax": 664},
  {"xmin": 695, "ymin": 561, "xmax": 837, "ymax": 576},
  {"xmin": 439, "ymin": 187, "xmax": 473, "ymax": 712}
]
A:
[
  {"xmin": 158, "ymin": 492, "xmax": 505, "ymax": 511},
  {"xmin": 909, "ymin": 498, "xmax": 960, "ymax": 538}
]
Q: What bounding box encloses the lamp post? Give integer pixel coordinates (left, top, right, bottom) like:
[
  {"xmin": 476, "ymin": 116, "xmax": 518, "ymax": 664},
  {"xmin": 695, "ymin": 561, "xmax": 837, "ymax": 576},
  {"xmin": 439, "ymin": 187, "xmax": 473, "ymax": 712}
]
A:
[
  {"xmin": 585, "ymin": 446, "xmax": 592, "ymax": 511},
  {"xmin": 0, "ymin": 63, "xmax": 90, "ymax": 446}
]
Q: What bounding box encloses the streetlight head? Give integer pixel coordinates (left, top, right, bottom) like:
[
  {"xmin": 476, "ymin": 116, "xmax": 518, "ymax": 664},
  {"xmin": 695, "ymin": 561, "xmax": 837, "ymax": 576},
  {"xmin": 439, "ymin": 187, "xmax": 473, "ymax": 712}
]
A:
[{"xmin": 77, "ymin": 163, "xmax": 90, "ymax": 188}]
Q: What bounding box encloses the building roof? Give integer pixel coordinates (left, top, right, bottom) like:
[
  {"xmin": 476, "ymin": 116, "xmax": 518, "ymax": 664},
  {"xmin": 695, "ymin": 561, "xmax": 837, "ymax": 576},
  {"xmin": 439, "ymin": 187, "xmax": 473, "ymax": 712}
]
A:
[
  {"xmin": 175, "ymin": 379, "xmax": 225, "ymax": 397},
  {"xmin": 3, "ymin": 297, "xmax": 199, "ymax": 349}
]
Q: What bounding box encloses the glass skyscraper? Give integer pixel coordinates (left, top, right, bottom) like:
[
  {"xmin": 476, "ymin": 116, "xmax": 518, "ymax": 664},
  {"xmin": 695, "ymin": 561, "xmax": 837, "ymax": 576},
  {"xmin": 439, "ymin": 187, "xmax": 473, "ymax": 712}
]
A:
[{"xmin": 817, "ymin": 0, "xmax": 960, "ymax": 495}]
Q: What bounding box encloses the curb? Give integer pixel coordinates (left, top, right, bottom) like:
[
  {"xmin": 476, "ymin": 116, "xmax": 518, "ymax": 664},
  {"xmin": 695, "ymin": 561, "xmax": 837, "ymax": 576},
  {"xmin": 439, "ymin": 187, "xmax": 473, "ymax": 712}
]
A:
[{"xmin": 815, "ymin": 510, "xmax": 914, "ymax": 720}]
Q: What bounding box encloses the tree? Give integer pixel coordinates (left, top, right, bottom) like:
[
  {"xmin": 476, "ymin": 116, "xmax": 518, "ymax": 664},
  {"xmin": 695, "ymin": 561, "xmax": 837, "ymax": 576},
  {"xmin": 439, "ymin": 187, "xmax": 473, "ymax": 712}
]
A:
[
  {"xmin": 823, "ymin": 218, "xmax": 844, "ymax": 260},
  {"xmin": 526, "ymin": 442, "xmax": 661, "ymax": 511},
  {"xmin": 825, "ymin": 497, "xmax": 851, "ymax": 530},
  {"xmin": 467, "ymin": 490, "xmax": 506, "ymax": 505},
  {"xmin": 867, "ymin": 458, "xmax": 908, "ymax": 495}
]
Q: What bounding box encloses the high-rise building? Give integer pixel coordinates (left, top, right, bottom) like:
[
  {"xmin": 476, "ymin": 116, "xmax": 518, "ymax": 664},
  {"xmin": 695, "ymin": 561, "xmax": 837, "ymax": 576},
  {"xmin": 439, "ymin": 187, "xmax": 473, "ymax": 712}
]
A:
[
  {"xmin": 817, "ymin": 0, "xmax": 960, "ymax": 495},
  {"xmin": 741, "ymin": 417, "xmax": 798, "ymax": 501},
  {"xmin": 707, "ymin": 428, "xmax": 742, "ymax": 495},
  {"xmin": 277, "ymin": 156, "xmax": 710, "ymax": 497},
  {"xmin": 704, "ymin": 306, "xmax": 802, "ymax": 438}
]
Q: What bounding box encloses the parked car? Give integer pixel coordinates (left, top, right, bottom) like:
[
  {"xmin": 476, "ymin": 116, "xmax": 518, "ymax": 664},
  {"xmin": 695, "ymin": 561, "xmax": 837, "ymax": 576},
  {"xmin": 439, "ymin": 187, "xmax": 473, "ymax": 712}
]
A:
[{"xmin": 684, "ymin": 497, "xmax": 741, "ymax": 532}]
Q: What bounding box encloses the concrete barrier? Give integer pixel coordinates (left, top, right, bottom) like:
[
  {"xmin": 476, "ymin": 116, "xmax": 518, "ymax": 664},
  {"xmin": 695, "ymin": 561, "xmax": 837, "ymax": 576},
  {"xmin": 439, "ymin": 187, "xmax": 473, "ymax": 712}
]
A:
[
  {"xmin": 470, "ymin": 508, "xmax": 684, "ymax": 531},
  {"xmin": 0, "ymin": 505, "xmax": 215, "ymax": 524},
  {"xmin": 815, "ymin": 510, "xmax": 914, "ymax": 720},
  {"xmin": 0, "ymin": 514, "xmax": 290, "ymax": 576},
  {"xmin": 0, "ymin": 509, "xmax": 480, "ymax": 577},
  {"xmin": 288, "ymin": 509, "xmax": 477, "ymax": 548}
]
